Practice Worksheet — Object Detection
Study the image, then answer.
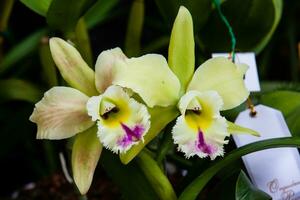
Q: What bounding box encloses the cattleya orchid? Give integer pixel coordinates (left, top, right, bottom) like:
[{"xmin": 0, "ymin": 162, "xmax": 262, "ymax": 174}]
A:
[
  {"xmin": 29, "ymin": 5, "xmax": 258, "ymax": 195},
  {"xmin": 30, "ymin": 38, "xmax": 180, "ymax": 193},
  {"xmin": 167, "ymin": 6, "xmax": 259, "ymax": 159}
]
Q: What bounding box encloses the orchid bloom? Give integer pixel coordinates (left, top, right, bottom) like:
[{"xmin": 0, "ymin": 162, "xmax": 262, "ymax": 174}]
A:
[
  {"xmin": 29, "ymin": 38, "xmax": 180, "ymax": 193},
  {"xmin": 167, "ymin": 6, "xmax": 258, "ymax": 159},
  {"xmin": 30, "ymin": 38, "xmax": 179, "ymax": 153}
]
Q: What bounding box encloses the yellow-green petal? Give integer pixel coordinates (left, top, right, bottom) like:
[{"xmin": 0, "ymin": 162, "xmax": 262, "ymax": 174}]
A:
[
  {"xmin": 95, "ymin": 48, "xmax": 127, "ymax": 94},
  {"xmin": 227, "ymin": 121, "xmax": 260, "ymax": 136},
  {"xmin": 29, "ymin": 87, "xmax": 94, "ymax": 139},
  {"xmin": 168, "ymin": 6, "xmax": 195, "ymax": 92},
  {"xmin": 113, "ymin": 54, "xmax": 181, "ymax": 107},
  {"xmin": 120, "ymin": 106, "xmax": 179, "ymax": 164},
  {"xmin": 72, "ymin": 126, "xmax": 102, "ymax": 195},
  {"xmin": 188, "ymin": 57, "xmax": 249, "ymax": 110},
  {"xmin": 49, "ymin": 37, "xmax": 98, "ymax": 96}
]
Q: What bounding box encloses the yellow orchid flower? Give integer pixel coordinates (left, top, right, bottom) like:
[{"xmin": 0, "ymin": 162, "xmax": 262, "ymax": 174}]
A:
[
  {"xmin": 168, "ymin": 6, "xmax": 258, "ymax": 159},
  {"xmin": 119, "ymin": 6, "xmax": 258, "ymax": 164},
  {"xmin": 29, "ymin": 37, "xmax": 180, "ymax": 193}
]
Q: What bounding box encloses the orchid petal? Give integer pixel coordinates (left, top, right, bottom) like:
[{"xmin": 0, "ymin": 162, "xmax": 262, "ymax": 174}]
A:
[
  {"xmin": 227, "ymin": 121, "xmax": 260, "ymax": 136},
  {"xmin": 172, "ymin": 91, "xmax": 229, "ymax": 160},
  {"xmin": 87, "ymin": 85, "xmax": 151, "ymax": 153},
  {"xmin": 95, "ymin": 48, "xmax": 127, "ymax": 93},
  {"xmin": 187, "ymin": 57, "xmax": 249, "ymax": 110},
  {"xmin": 72, "ymin": 126, "xmax": 102, "ymax": 195},
  {"xmin": 113, "ymin": 54, "xmax": 181, "ymax": 107},
  {"xmin": 49, "ymin": 37, "xmax": 98, "ymax": 96},
  {"xmin": 168, "ymin": 6, "xmax": 195, "ymax": 92},
  {"xmin": 30, "ymin": 87, "xmax": 94, "ymax": 139}
]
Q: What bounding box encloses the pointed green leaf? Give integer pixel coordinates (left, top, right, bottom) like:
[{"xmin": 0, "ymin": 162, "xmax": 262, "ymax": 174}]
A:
[
  {"xmin": 72, "ymin": 126, "xmax": 102, "ymax": 195},
  {"xmin": 227, "ymin": 121, "xmax": 260, "ymax": 136},
  {"xmin": 0, "ymin": 79, "xmax": 43, "ymax": 103},
  {"xmin": 236, "ymin": 170, "xmax": 271, "ymax": 200},
  {"xmin": 46, "ymin": 0, "xmax": 97, "ymax": 33},
  {"xmin": 168, "ymin": 6, "xmax": 195, "ymax": 92},
  {"xmin": 49, "ymin": 37, "xmax": 97, "ymax": 96},
  {"xmin": 20, "ymin": 0, "xmax": 52, "ymax": 16},
  {"xmin": 178, "ymin": 137, "xmax": 300, "ymax": 200},
  {"xmin": 120, "ymin": 106, "xmax": 179, "ymax": 164},
  {"xmin": 137, "ymin": 150, "xmax": 177, "ymax": 200},
  {"xmin": 0, "ymin": 29, "xmax": 47, "ymax": 75}
]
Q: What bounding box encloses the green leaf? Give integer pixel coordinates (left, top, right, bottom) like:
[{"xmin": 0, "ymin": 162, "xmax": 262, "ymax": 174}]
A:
[
  {"xmin": 84, "ymin": 0, "xmax": 120, "ymax": 29},
  {"xmin": 0, "ymin": 79, "xmax": 43, "ymax": 103},
  {"xmin": 0, "ymin": 28, "xmax": 47, "ymax": 75},
  {"xmin": 178, "ymin": 137, "xmax": 300, "ymax": 200},
  {"xmin": 227, "ymin": 121, "xmax": 260, "ymax": 136},
  {"xmin": 137, "ymin": 150, "xmax": 177, "ymax": 200},
  {"xmin": 236, "ymin": 170, "xmax": 271, "ymax": 200},
  {"xmin": 120, "ymin": 106, "xmax": 179, "ymax": 164},
  {"xmin": 168, "ymin": 6, "xmax": 194, "ymax": 92},
  {"xmin": 260, "ymin": 91, "xmax": 300, "ymax": 116},
  {"xmin": 260, "ymin": 90, "xmax": 300, "ymax": 136},
  {"xmin": 124, "ymin": 0, "xmax": 144, "ymax": 57},
  {"xmin": 20, "ymin": 0, "xmax": 52, "ymax": 16},
  {"xmin": 101, "ymin": 150, "xmax": 160, "ymax": 200},
  {"xmin": 72, "ymin": 126, "xmax": 102, "ymax": 195},
  {"xmin": 46, "ymin": 0, "xmax": 97, "ymax": 33},
  {"xmin": 200, "ymin": 0, "xmax": 283, "ymax": 53}
]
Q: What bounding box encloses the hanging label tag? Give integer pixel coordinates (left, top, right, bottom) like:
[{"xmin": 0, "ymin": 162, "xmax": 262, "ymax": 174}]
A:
[
  {"xmin": 212, "ymin": 52, "xmax": 261, "ymax": 92},
  {"xmin": 233, "ymin": 105, "xmax": 300, "ymax": 200}
]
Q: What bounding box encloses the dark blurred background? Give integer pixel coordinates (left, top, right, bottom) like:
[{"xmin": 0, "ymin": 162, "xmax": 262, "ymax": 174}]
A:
[{"xmin": 0, "ymin": 0, "xmax": 299, "ymax": 199}]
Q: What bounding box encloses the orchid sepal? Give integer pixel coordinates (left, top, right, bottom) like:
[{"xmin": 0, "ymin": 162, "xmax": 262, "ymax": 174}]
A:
[
  {"xmin": 49, "ymin": 37, "xmax": 98, "ymax": 96},
  {"xmin": 168, "ymin": 6, "xmax": 195, "ymax": 93}
]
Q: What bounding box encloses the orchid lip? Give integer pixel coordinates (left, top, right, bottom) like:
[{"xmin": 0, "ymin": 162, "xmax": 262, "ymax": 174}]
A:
[
  {"xmin": 118, "ymin": 123, "xmax": 145, "ymax": 148},
  {"xmin": 196, "ymin": 129, "xmax": 214, "ymax": 155}
]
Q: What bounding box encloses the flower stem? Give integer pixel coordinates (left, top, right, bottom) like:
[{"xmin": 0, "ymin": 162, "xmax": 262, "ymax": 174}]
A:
[{"xmin": 137, "ymin": 150, "xmax": 177, "ymax": 200}]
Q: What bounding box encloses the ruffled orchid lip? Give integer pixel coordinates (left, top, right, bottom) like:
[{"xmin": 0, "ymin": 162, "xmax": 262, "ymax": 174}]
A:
[
  {"xmin": 118, "ymin": 124, "xmax": 145, "ymax": 148},
  {"xmin": 196, "ymin": 129, "xmax": 216, "ymax": 155}
]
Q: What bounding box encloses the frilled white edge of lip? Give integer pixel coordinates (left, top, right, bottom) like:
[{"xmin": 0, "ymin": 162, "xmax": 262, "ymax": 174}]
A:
[
  {"xmin": 172, "ymin": 115, "xmax": 229, "ymax": 160},
  {"xmin": 86, "ymin": 85, "xmax": 151, "ymax": 154}
]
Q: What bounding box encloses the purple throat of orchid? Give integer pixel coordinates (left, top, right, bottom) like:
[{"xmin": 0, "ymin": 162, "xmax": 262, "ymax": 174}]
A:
[
  {"xmin": 196, "ymin": 129, "xmax": 215, "ymax": 155},
  {"xmin": 117, "ymin": 123, "xmax": 144, "ymax": 148}
]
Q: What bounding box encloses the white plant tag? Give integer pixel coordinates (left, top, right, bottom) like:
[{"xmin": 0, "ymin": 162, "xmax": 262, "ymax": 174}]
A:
[
  {"xmin": 233, "ymin": 105, "xmax": 300, "ymax": 200},
  {"xmin": 212, "ymin": 52, "xmax": 261, "ymax": 92}
]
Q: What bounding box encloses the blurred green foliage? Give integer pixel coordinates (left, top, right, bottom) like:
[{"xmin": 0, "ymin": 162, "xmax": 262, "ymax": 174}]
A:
[{"xmin": 0, "ymin": 0, "xmax": 300, "ymax": 199}]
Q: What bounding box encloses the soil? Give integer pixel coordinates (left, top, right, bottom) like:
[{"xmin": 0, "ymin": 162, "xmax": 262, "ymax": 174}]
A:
[{"xmin": 7, "ymin": 168, "xmax": 120, "ymax": 200}]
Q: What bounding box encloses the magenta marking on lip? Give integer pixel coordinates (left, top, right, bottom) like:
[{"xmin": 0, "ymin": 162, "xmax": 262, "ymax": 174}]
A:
[
  {"xmin": 118, "ymin": 124, "xmax": 144, "ymax": 148},
  {"xmin": 196, "ymin": 129, "xmax": 214, "ymax": 154}
]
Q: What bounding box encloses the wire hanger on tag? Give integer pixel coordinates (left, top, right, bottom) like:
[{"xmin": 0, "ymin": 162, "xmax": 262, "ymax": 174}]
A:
[{"xmin": 212, "ymin": 0, "xmax": 257, "ymax": 117}]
